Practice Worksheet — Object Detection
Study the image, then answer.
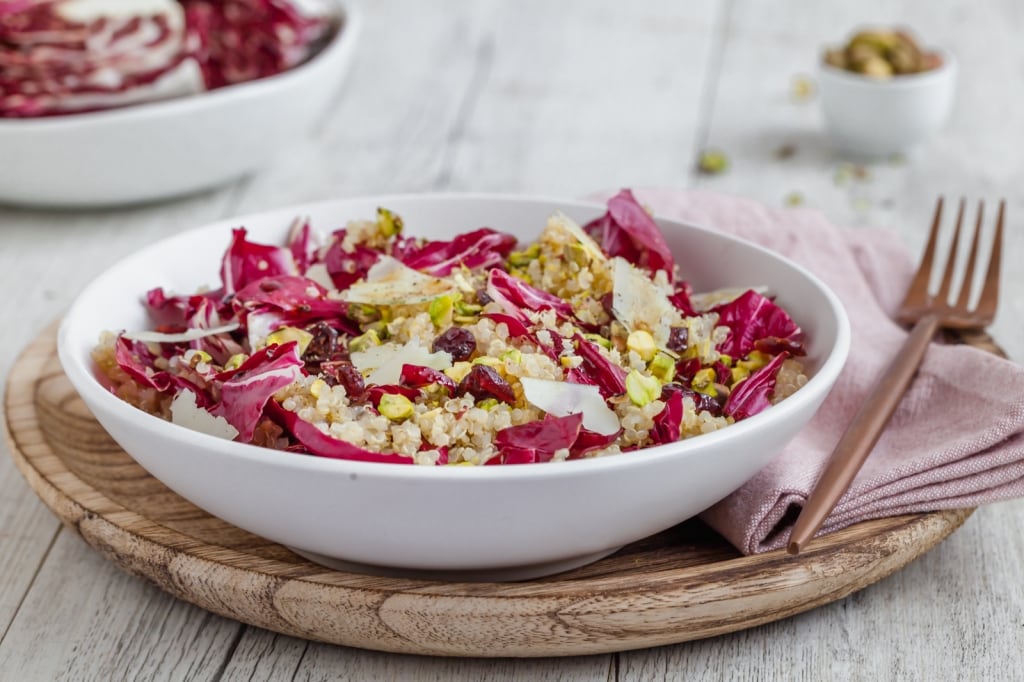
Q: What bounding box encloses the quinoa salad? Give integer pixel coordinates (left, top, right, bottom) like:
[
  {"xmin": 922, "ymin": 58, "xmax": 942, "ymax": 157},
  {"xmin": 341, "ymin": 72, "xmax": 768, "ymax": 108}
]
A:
[{"xmin": 94, "ymin": 190, "xmax": 808, "ymax": 466}]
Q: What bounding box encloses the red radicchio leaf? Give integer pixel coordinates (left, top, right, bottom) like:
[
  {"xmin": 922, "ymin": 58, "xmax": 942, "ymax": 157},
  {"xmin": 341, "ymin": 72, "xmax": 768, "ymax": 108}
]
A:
[
  {"xmin": 486, "ymin": 269, "xmax": 575, "ymax": 322},
  {"xmin": 364, "ymin": 384, "xmax": 422, "ymax": 408},
  {"xmin": 712, "ymin": 289, "xmax": 802, "ymax": 359},
  {"xmin": 397, "ymin": 228, "xmax": 518, "ymax": 276},
  {"xmin": 323, "ymin": 230, "xmax": 381, "ymax": 291},
  {"xmin": 650, "ymin": 389, "xmax": 684, "ymax": 445},
  {"xmin": 482, "ymin": 312, "xmax": 564, "ymax": 363},
  {"xmin": 220, "ymin": 228, "xmax": 298, "ymax": 295},
  {"xmin": 565, "ymin": 333, "xmax": 627, "ymax": 398},
  {"xmin": 211, "ymin": 341, "xmax": 304, "ymax": 441},
  {"xmin": 232, "ymin": 275, "xmax": 356, "ymax": 338},
  {"xmin": 265, "ymin": 400, "xmax": 414, "ymax": 464},
  {"xmin": 113, "ymin": 336, "xmax": 212, "ymax": 405},
  {"xmin": 583, "ymin": 189, "xmax": 676, "ymax": 282},
  {"xmin": 489, "ymin": 413, "xmax": 584, "ymax": 465},
  {"xmin": 286, "ymin": 218, "xmax": 318, "ymax": 275},
  {"xmin": 399, "ymin": 364, "xmax": 456, "ymax": 393},
  {"xmin": 569, "ymin": 427, "xmax": 620, "ymax": 459},
  {"xmin": 723, "ymin": 352, "xmax": 789, "ymax": 421}
]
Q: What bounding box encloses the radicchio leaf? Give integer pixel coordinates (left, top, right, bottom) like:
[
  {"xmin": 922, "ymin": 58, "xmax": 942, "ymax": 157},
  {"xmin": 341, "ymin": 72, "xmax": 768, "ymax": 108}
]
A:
[
  {"xmin": 489, "ymin": 413, "xmax": 584, "ymax": 465},
  {"xmin": 583, "ymin": 189, "xmax": 676, "ymax": 281},
  {"xmin": 286, "ymin": 217, "xmax": 318, "ymax": 275},
  {"xmin": 712, "ymin": 289, "xmax": 802, "ymax": 358},
  {"xmin": 397, "ymin": 228, "xmax": 517, "ymax": 276},
  {"xmin": 323, "ymin": 230, "xmax": 381, "ymax": 291},
  {"xmin": 398, "ymin": 364, "xmax": 456, "ymax": 393},
  {"xmin": 232, "ymin": 275, "xmax": 355, "ymax": 343},
  {"xmin": 650, "ymin": 388, "xmax": 684, "ymax": 445},
  {"xmin": 265, "ymin": 400, "xmax": 414, "ymax": 464},
  {"xmin": 486, "ymin": 269, "xmax": 575, "ymax": 322},
  {"xmin": 113, "ymin": 336, "xmax": 212, "ymax": 404},
  {"xmin": 565, "ymin": 333, "xmax": 627, "ymax": 398},
  {"xmin": 723, "ymin": 352, "xmax": 789, "ymax": 421},
  {"xmin": 211, "ymin": 341, "xmax": 304, "ymax": 441},
  {"xmin": 220, "ymin": 228, "xmax": 298, "ymax": 295}
]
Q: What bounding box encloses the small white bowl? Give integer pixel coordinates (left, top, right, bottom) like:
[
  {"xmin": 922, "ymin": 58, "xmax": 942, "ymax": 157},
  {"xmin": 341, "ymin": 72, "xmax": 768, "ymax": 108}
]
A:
[
  {"xmin": 0, "ymin": 2, "xmax": 360, "ymax": 208},
  {"xmin": 818, "ymin": 49, "xmax": 957, "ymax": 158},
  {"xmin": 58, "ymin": 194, "xmax": 850, "ymax": 580}
]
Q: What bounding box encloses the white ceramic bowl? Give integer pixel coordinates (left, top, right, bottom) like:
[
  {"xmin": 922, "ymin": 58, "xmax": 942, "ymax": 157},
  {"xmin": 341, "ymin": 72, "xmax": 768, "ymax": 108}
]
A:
[
  {"xmin": 58, "ymin": 194, "xmax": 850, "ymax": 580},
  {"xmin": 0, "ymin": 2, "xmax": 360, "ymax": 208},
  {"xmin": 818, "ymin": 49, "xmax": 957, "ymax": 158}
]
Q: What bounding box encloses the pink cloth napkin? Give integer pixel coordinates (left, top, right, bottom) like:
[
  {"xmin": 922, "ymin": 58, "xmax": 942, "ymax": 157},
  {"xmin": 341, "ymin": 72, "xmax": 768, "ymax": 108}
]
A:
[{"xmin": 602, "ymin": 189, "xmax": 1024, "ymax": 555}]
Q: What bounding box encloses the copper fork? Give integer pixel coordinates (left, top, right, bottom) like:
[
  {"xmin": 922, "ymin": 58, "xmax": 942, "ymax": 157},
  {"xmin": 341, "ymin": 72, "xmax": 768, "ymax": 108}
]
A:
[{"xmin": 788, "ymin": 197, "xmax": 1005, "ymax": 554}]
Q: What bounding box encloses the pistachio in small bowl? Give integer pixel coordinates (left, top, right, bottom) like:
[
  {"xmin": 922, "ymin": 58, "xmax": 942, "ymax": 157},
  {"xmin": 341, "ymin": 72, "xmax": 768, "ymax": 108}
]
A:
[{"xmin": 823, "ymin": 29, "xmax": 943, "ymax": 79}]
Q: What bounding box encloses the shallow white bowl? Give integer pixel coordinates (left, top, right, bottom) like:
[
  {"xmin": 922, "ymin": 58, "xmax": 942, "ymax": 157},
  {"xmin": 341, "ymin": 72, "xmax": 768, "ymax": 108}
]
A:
[
  {"xmin": 58, "ymin": 194, "xmax": 850, "ymax": 580},
  {"xmin": 0, "ymin": 2, "xmax": 359, "ymax": 208},
  {"xmin": 818, "ymin": 49, "xmax": 957, "ymax": 158}
]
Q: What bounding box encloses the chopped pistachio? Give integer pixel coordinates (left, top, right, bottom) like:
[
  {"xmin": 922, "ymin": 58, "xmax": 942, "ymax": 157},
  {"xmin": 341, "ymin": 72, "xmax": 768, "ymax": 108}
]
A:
[
  {"xmin": 309, "ymin": 378, "xmax": 328, "ymax": 399},
  {"xmin": 348, "ymin": 329, "xmax": 381, "ymax": 353},
  {"xmin": 184, "ymin": 349, "xmax": 212, "ymax": 367},
  {"xmin": 266, "ymin": 326, "xmax": 315, "ymax": 354},
  {"xmin": 224, "ymin": 353, "xmax": 248, "ymax": 371},
  {"xmin": 649, "ymin": 352, "xmax": 676, "ymax": 383},
  {"xmin": 790, "ymin": 74, "xmax": 815, "ymax": 102},
  {"xmin": 738, "ymin": 350, "xmax": 770, "ymax": 372},
  {"xmin": 565, "ymin": 243, "xmax": 589, "ymax": 267},
  {"xmin": 626, "ymin": 329, "xmax": 657, "ymax": 362},
  {"xmin": 507, "ymin": 243, "xmax": 541, "ymax": 267},
  {"xmin": 784, "ymin": 191, "xmax": 805, "ymax": 208},
  {"xmin": 476, "ymin": 398, "xmax": 499, "ymax": 411},
  {"xmin": 691, "ymin": 368, "xmax": 718, "ymax": 397},
  {"xmin": 376, "ymin": 207, "xmax": 403, "ymax": 237},
  {"xmin": 379, "ymin": 393, "xmax": 414, "ymax": 421},
  {"xmin": 625, "ymin": 370, "xmax": 661, "ymax": 407},
  {"xmin": 582, "ymin": 333, "xmax": 612, "ymax": 350},
  {"xmin": 454, "ymin": 300, "xmax": 482, "ymax": 317},
  {"xmin": 444, "ymin": 361, "xmax": 473, "ymax": 383},
  {"xmin": 697, "ymin": 149, "xmax": 729, "ymax": 175},
  {"xmin": 730, "ymin": 366, "xmax": 750, "ymax": 385},
  {"xmin": 473, "ymin": 356, "xmax": 504, "ymax": 372},
  {"xmin": 500, "ymin": 348, "xmax": 523, "ymax": 364},
  {"xmin": 429, "ymin": 294, "xmax": 455, "ymax": 327}
]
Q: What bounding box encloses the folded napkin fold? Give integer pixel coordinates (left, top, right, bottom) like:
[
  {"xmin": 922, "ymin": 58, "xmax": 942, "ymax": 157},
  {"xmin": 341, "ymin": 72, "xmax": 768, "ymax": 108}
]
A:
[{"xmin": 598, "ymin": 189, "xmax": 1024, "ymax": 555}]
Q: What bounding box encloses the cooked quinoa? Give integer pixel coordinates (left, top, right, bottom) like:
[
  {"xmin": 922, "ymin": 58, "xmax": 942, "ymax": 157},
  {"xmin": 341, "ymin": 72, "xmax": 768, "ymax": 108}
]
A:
[{"xmin": 95, "ymin": 191, "xmax": 809, "ymax": 465}]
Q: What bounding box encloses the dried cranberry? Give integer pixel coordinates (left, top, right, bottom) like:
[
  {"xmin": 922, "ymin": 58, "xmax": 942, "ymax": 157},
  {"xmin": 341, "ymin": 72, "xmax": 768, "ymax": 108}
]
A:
[
  {"xmin": 458, "ymin": 365, "xmax": 516, "ymax": 404},
  {"xmin": 476, "ymin": 290, "xmax": 493, "ymax": 305},
  {"xmin": 432, "ymin": 326, "xmax": 477, "ymax": 361},
  {"xmin": 323, "ymin": 362, "xmax": 365, "ymax": 399},
  {"xmin": 666, "ymin": 326, "xmax": 689, "ymax": 352},
  {"xmin": 661, "ymin": 383, "xmax": 722, "ymax": 417},
  {"xmin": 303, "ymin": 322, "xmax": 341, "ymax": 364}
]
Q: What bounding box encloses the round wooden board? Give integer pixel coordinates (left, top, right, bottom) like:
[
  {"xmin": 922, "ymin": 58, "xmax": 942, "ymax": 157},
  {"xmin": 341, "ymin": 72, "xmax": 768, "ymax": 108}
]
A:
[{"xmin": 5, "ymin": 322, "xmax": 976, "ymax": 658}]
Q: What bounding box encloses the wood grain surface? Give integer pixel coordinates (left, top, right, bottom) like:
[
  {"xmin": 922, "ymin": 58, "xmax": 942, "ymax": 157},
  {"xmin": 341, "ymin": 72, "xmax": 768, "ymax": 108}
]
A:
[{"xmin": 5, "ymin": 322, "xmax": 973, "ymax": 658}]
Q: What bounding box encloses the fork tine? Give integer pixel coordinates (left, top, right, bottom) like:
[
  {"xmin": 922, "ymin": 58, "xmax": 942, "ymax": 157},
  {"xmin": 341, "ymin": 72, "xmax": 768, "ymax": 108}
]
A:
[
  {"xmin": 901, "ymin": 197, "xmax": 944, "ymax": 309},
  {"xmin": 954, "ymin": 202, "xmax": 984, "ymax": 310},
  {"xmin": 936, "ymin": 198, "xmax": 966, "ymax": 304},
  {"xmin": 974, "ymin": 199, "xmax": 1005, "ymax": 319}
]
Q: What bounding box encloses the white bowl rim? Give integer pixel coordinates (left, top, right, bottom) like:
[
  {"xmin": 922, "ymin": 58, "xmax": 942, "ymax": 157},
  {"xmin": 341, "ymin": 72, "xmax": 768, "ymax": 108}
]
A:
[
  {"xmin": 59, "ymin": 192, "xmax": 852, "ymax": 483},
  {"xmin": 818, "ymin": 47, "xmax": 957, "ymax": 89},
  {"xmin": 0, "ymin": 0, "xmax": 359, "ymax": 131}
]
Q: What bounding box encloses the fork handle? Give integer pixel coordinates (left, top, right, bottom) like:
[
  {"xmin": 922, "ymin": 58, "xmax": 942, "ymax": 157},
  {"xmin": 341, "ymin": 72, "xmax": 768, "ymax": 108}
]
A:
[{"xmin": 787, "ymin": 313, "xmax": 942, "ymax": 554}]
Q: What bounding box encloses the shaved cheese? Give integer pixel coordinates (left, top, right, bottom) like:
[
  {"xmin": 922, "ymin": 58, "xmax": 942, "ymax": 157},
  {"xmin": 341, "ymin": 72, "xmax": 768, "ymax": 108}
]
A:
[
  {"xmin": 689, "ymin": 285, "xmax": 770, "ymax": 312},
  {"xmin": 351, "ymin": 341, "xmax": 452, "ymax": 386},
  {"xmin": 123, "ymin": 323, "xmax": 239, "ymax": 344},
  {"xmin": 58, "ymin": 0, "xmax": 180, "ymax": 23},
  {"xmin": 170, "ymin": 390, "xmax": 239, "ymax": 441},
  {"xmin": 520, "ymin": 377, "xmax": 620, "ymax": 436},
  {"xmin": 338, "ymin": 256, "xmax": 457, "ymax": 305},
  {"xmin": 611, "ymin": 257, "xmax": 680, "ymax": 348}
]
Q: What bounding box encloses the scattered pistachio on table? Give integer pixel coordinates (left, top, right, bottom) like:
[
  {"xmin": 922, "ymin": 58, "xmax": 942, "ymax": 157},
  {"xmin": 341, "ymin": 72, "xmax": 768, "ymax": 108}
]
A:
[
  {"xmin": 784, "ymin": 191, "xmax": 805, "ymax": 207},
  {"xmin": 823, "ymin": 29, "xmax": 943, "ymax": 78},
  {"xmin": 790, "ymin": 74, "xmax": 816, "ymax": 102},
  {"xmin": 696, "ymin": 148, "xmax": 729, "ymax": 175}
]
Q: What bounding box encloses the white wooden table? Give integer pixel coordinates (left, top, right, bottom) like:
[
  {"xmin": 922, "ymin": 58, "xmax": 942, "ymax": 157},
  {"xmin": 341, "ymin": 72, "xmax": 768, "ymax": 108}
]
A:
[{"xmin": 2, "ymin": 1, "xmax": 1023, "ymax": 679}]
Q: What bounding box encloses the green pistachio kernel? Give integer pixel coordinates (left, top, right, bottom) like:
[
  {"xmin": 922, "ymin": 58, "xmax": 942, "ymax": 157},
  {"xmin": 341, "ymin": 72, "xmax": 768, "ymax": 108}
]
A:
[
  {"xmin": 348, "ymin": 329, "xmax": 381, "ymax": 353},
  {"xmin": 625, "ymin": 370, "xmax": 662, "ymax": 407},
  {"xmin": 649, "ymin": 352, "xmax": 676, "ymax": 383},
  {"xmin": 376, "ymin": 207, "xmax": 404, "ymax": 237},
  {"xmin": 476, "ymin": 398, "xmax": 499, "ymax": 411},
  {"xmin": 500, "ymin": 348, "xmax": 523, "ymax": 364},
  {"xmin": 429, "ymin": 294, "xmax": 455, "ymax": 327},
  {"xmin": 582, "ymin": 333, "xmax": 612, "ymax": 350},
  {"xmin": 266, "ymin": 326, "xmax": 315, "ymax": 355},
  {"xmin": 224, "ymin": 353, "xmax": 248, "ymax": 371},
  {"xmin": 691, "ymin": 368, "xmax": 718, "ymax": 397},
  {"xmin": 507, "ymin": 243, "xmax": 541, "ymax": 267},
  {"xmin": 444, "ymin": 361, "xmax": 473, "ymax": 383},
  {"xmin": 379, "ymin": 393, "xmax": 414, "ymax": 421},
  {"xmin": 626, "ymin": 329, "xmax": 657, "ymax": 362}
]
